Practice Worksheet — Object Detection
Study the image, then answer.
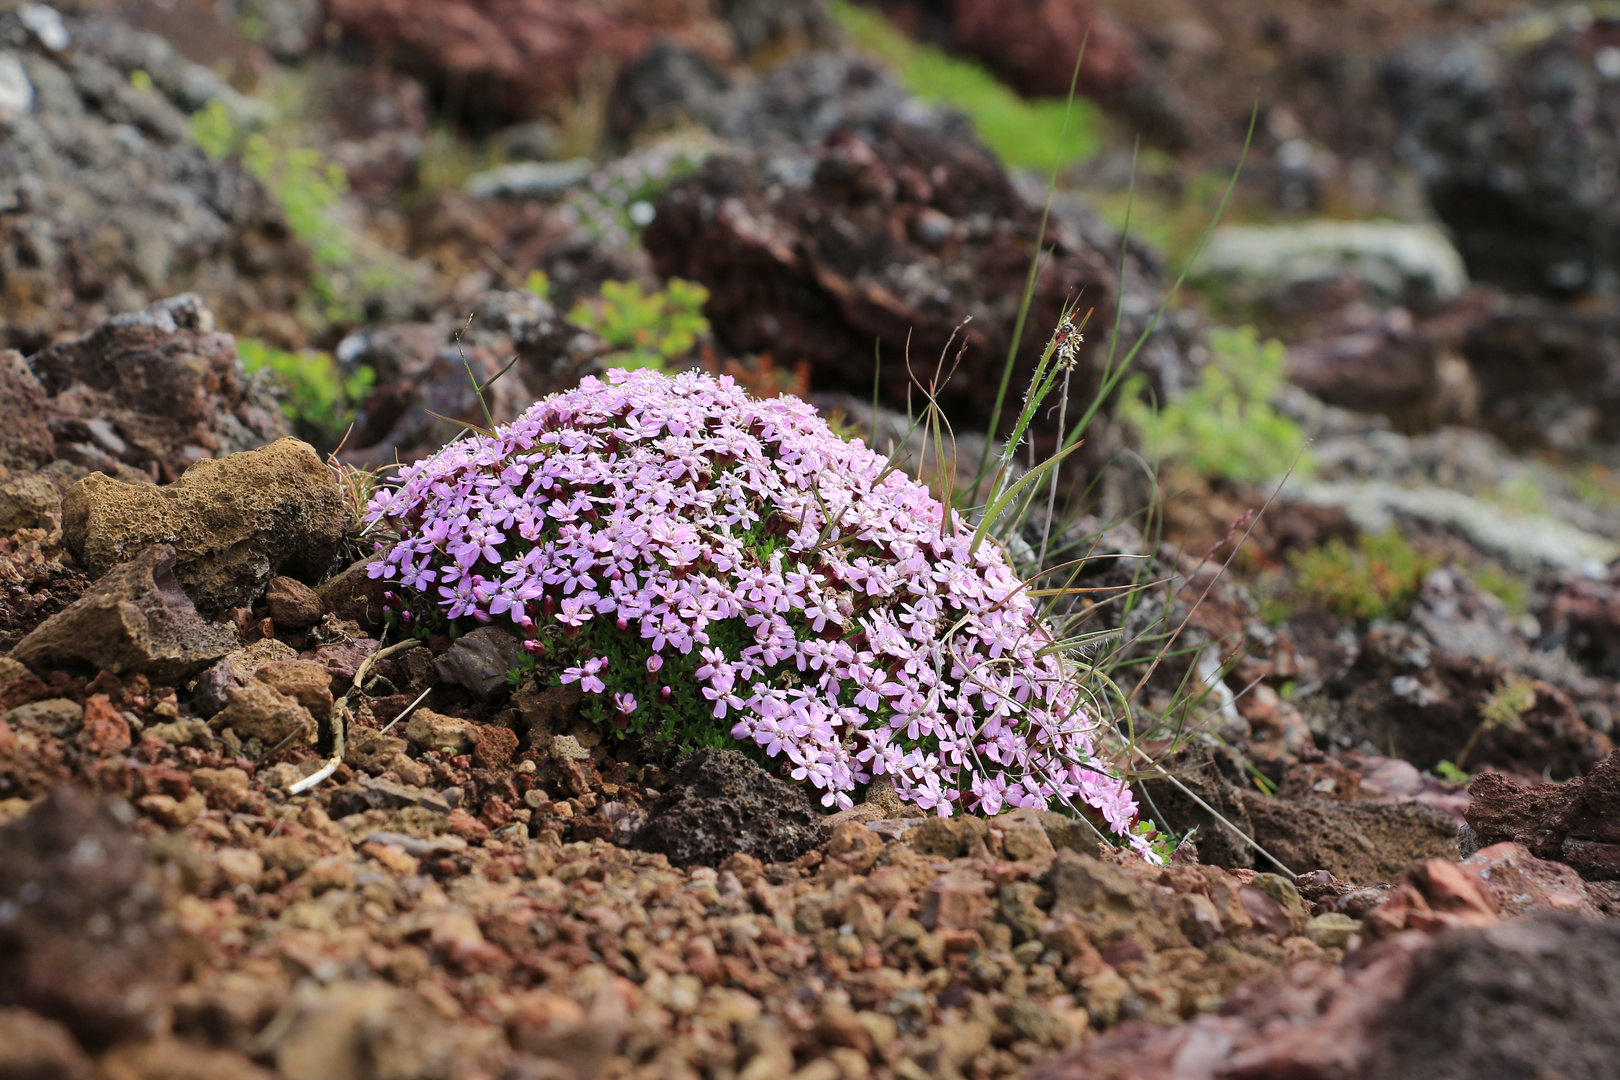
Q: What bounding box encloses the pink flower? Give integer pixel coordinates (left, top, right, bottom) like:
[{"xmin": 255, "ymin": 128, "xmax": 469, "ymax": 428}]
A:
[{"xmin": 363, "ymin": 367, "xmax": 1143, "ymax": 857}]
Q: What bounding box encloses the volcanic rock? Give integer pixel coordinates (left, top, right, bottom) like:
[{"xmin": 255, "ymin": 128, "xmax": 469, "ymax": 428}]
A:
[
  {"xmin": 0, "ymin": 1008, "xmax": 100, "ymax": 1080},
  {"xmin": 265, "ymin": 576, "xmax": 324, "ymax": 631},
  {"xmin": 0, "ymin": 352, "xmax": 55, "ymax": 473},
  {"xmin": 26, "ymin": 295, "xmax": 292, "ymax": 484},
  {"xmin": 336, "ymin": 290, "xmax": 608, "ymax": 467},
  {"xmin": 191, "ymin": 639, "xmax": 300, "ymax": 718},
  {"xmin": 10, "ymin": 544, "xmax": 237, "ymax": 682},
  {"xmin": 1367, "ymin": 912, "xmax": 1620, "ymax": 1080},
  {"xmin": 1464, "ymin": 750, "xmax": 1620, "ymax": 881},
  {"xmin": 0, "ymin": 10, "xmax": 310, "ymax": 351},
  {"xmin": 1387, "ymin": 18, "xmax": 1620, "ymax": 298},
  {"xmin": 0, "ymin": 787, "xmax": 178, "ymax": 1049},
  {"xmin": 645, "ymin": 123, "xmax": 1178, "ymax": 453},
  {"xmin": 62, "ymin": 437, "xmax": 346, "ymax": 616},
  {"xmin": 632, "ymin": 748, "xmax": 822, "ymax": 867},
  {"xmin": 433, "ymin": 626, "xmax": 524, "ymax": 703},
  {"xmin": 328, "ymin": 0, "xmax": 734, "ymax": 126}
]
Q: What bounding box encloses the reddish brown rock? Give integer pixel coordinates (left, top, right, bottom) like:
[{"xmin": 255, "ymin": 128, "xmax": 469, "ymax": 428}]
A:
[
  {"xmin": 1461, "ymin": 842, "xmax": 1601, "ymax": 918},
  {"xmin": 265, "ymin": 577, "xmax": 325, "ymax": 631},
  {"xmin": 0, "ymin": 353, "xmax": 56, "ymax": 474},
  {"xmin": 0, "ymin": 787, "xmax": 178, "ymax": 1049},
  {"xmin": 646, "ymin": 129, "xmax": 1157, "ymax": 454},
  {"xmin": 329, "ymin": 0, "xmax": 735, "ymax": 125},
  {"xmin": 0, "ymin": 1007, "xmax": 99, "ymax": 1080},
  {"xmin": 27, "ymin": 296, "xmax": 291, "ymax": 484},
  {"xmin": 75, "ymin": 695, "xmax": 131, "ymax": 757},
  {"xmin": 947, "ymin": 0, "xmax": 1143, "ymax": 103},
  {"xmin": 468, "ymin": 724, "xmax": 519, "ymax": 772},
  {"xmin": 1465, "ymin": 751, "xmax": 1620, "ymax": 881}
]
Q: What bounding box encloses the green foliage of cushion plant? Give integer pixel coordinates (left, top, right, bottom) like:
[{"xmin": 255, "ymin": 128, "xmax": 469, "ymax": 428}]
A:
[
  {"xmin": 828, "ymin": 0, "xmax": 1099, "ymax": 170},
  {"xmin": 237, "ymin": 338, "xmax": 374, "ymax": 444},
  {"xmin": 1120, "ymin": 326, "xmax": 1309, "ymax": 484},
  {"xmin": 242, "ymin": 135, "xmax": 352, "ymax": 268},
  {"xmin": 1290, "ymin": 530, "xmax": 1437, "ymax": 624},
  {"xmin": 569, "ymin": 279, "xmax": 710, "ymax": 371}
]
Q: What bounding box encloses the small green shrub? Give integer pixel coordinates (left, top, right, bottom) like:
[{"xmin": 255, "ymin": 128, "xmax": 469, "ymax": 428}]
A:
[
  {"xmin": 828, "ymin": 0, "xmax": 1099, "ymax": 171},
  {"xmin": 1120, "ymin": 326, "xmax": 1309, "ymax": 484},
  {"xmin": 237, "ymin": 338, "xmax": 374, "ymax": 445},
  {"xmin": 242, "ymin": 135, "xmax": 352, "ymax": 268},
  {"xmin": 568, "ymin": 279, "xmax": 710, "ymax": 370},
  {"xmin": 189, "ymin": 99, "xmax": 241, "ymax": 160},
  {"xmin": 1290, "ymin": 530, "xmax": 1437, "ymax": 623},
  {"xmin": 1473, "ymin": 565, "xmax": 1529, "ymax": 617}
]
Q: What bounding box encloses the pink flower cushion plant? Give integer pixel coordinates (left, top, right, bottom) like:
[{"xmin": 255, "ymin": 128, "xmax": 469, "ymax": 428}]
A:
[{"xmin": 366, "ymin": 368, "xmax": 1146, "ymax": 852}]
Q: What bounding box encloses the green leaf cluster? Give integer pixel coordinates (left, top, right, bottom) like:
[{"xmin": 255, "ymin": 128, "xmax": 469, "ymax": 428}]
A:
[
  {"xmin": 237, "ymin": 338, "xmax": 374, "ymax": 445},
  {"xmin": 568, "ymin": 279, "xmax": 710, "ymax": 371},
  {"xmin": 1120, "ymin": 326, "xmax": 1309, "ymax": 484},
  {"xmin": 1290, "ymin": 530, "xmax": 1437, "ymax": 624},
  {"xmin": 828, "ymin": 0, "xmax": 1099, "ymax": 171}
]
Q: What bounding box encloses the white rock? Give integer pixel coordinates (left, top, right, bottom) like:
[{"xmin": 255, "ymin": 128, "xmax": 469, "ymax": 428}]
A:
[
  {"xmin": 1200, "ymin": 220, "xmax": 1469, "ymax": 303},
  {"xmin": 0, "ymin": 53, "xmax": 33, "ymax": 115}
]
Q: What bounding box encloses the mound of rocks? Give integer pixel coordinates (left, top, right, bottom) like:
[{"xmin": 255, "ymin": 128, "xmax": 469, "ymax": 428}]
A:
[
  {"xmin": 0, "ymin": 5, "xmax": 310, "ymax": 350},
  {"xmin": 1387, "ymin": 12, "xmax": 1620, "ymax": 298}
]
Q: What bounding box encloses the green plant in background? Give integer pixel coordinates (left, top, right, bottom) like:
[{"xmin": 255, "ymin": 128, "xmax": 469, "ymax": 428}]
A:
[
  {"xmin": 1119, "ymin": 326, "xmax": 1309, "ymax": 484},
  {"xmin": 242, "ymin": 134, "xmax": 353, "ymax": 268},
  {"xmin": 568, "ymin": 279, "xmax": 710, "ymax": 370},
  {"xmin": 1432, "ymin": 759, "xmax": 1471, "ymax": 784},
  {"xmin": 1290, "ymin": 530, "xmax": 1437, "ymax": 623},
  {"xmin": 1473, "ymin": 564, "xmax": 1530, "ymax": 618},
  {"xmin": 238, "ymin": 338, "xmax": 374, "ymax": 447},
  {"xmin": 1456, "ymin": 673, "xmax": 1537, "ymax": 769},
  {"xmin": 189, "ymin": 99, "xmax": 241, "ymax": 160},
  {"xmin": 828, "ymin": 0, "xmax": 1100, "ymax": 170},
  {"xmin": 525, "ymin": 270, "xmax": 553, "ymax": 302}
]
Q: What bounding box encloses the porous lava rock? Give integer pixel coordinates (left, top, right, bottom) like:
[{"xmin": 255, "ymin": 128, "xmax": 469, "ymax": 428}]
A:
[
  {"xmin": 645, "ymin": 125, "xmax": 1146, "ymax": 450},
  {"xmin": 1366, "ymin": 912, "xmax": 1620, "ymax": 1080},
  {"xmin": 631, "ymin": 748, "xmax": 822, "ymax": 868},
  {"xmin": 62, "ymin": 437, "xmax": 345, "ymax": 616},
  {"xmin": 25, "ymin": 295, "xmax": 292, "ymax": 484},
  {"xmin": 327, "ymin": 0, "xmax": 735, "ymax": 125},
  {"xmin": 10, "ymin": 544, "xmax": 237, "ymax": 682},
  {"xmin": 945, "ymin": 0, "xmax": 1143, "ymax": 104},
  {"xmin": 0, "ymin": 352, "xmax": 55, "ymax": 473},
  {"xmin": 0, "ymin": 786, "xmax": 178, "ymax": 1050},
  {"xmin": 1029, "ymin": 910, "xmax": 1620, "ymax": 1080},
  {"xmin": 1387, "ymin": 17, "xmax": 1620, "ymax": 299},
  {"xmin": 1464, "ymin": 750, "xmax": 1620, "ymax": 881},
  {"xmin": 1332, "ymin": 623, "xmax": 1612, "ymax": 781},
  {"xmin": 0, "ymin": 9, "xmax": 310, "ymax": 351}
]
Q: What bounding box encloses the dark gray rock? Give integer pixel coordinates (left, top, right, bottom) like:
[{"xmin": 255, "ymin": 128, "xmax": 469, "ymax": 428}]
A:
[
  {"xmin": 631, "ymin": 748, "xmax": 822, "ymax": 868},
  {"xmin": 1387, "ymin": 19, "xmax": 1620, "ymax": 298},
  {"xmin": 0, "ymin": 786, "xmax": 178, "ymax": 1050},
  {"xmin": 0, "ymin": 8, "xmax": 310, "ymax": 351},
  {"xmin": 10, "ymin": 544, "xmax": 237, "ymax": 681},
  {"xmin": 28, "ymin": 294, "xmax": 291, "ymax": 485},
  {"xmin": 1368, "ymin": 912, "xmax": 1620, "ymax": 1080},
  {"xmin": 432, "ymin": 626, "xmax": 524, "ymax": 703}
]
